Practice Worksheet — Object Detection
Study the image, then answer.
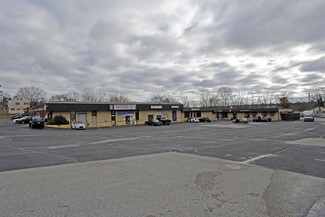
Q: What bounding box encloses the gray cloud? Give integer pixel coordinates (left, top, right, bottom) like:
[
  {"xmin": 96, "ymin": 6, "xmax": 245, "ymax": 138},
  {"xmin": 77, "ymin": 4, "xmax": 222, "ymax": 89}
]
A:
[{"xmin": 0, "ymin": 0, "xmax": 325, "ymax": 101}]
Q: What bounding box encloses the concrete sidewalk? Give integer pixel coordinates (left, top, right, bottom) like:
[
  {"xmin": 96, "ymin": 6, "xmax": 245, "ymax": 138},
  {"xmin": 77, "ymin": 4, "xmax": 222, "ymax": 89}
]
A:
[{"xmin": 1, "ymin": 152, "xmax": 324, "ymax": 217}]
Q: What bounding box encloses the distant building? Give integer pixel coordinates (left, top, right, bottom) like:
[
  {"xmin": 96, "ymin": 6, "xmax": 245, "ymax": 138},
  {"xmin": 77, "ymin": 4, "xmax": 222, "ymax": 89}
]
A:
[{"xmin": 8, "ymin": 96, "xmax": 30, "ymax": 114}]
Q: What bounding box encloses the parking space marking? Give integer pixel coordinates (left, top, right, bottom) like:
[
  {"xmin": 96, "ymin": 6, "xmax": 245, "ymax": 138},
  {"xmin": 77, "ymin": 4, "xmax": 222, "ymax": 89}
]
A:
[
  {"xmin": 48, "ymin": 144, "xmax": 80, "ymax": 149},
  {"xmin": 201, "ymin": 124, "xmax": 249, "ymax": 129},
  {"xmin": 88, "ymin": 136, "xmax": 153, "ymax": 145},
  {"xmin": 315, "ymin": 159, "xmax": 325, "ymax": 162},
  {"xmin": 243, "ymin": 154, "xmax": 275, "ymax": 164}
]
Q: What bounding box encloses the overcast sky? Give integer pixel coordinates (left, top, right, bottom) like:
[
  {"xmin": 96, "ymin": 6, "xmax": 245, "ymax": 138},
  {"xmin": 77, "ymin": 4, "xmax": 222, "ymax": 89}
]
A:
[{"xmin": 1, "ymin": 0, "xmax": 324, "ymax": 101}]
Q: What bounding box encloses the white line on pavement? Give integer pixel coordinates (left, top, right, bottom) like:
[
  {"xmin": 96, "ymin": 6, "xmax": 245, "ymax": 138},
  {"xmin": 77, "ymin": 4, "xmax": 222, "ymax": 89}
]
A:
[
  {"xmin": 48, "ymin": 144, "xmax": 80, "ymax": 149},
  {"xmin": 88, "ymin": 136, "xmax": 153, "ymax": 145},
  {"xmin": 243, "ymin": 154, "xmax": 275, "ymax": 164}
]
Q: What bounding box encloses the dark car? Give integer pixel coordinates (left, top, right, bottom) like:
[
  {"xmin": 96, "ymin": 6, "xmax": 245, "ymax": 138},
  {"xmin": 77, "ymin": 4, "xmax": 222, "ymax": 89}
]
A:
[
  {"xmin": 157, "ymin": 117, "xmax": 171, "ymax": 125},
  {"xmin": 17, "ymin": 116, "xmax": 33, "ymax": 124},
  {"xmin": 145, "ymin": 119, "xmax": 163, "ymax": 126},
  {"xmin": 11, "ymin": 114, "xmax": 25, "ymax": 120},
  {"xmin": 29, "ymin": 117, "xmax": 45, "ymax": 129},
  {"xmin": 261, "ymin": 116, "xmax": 272, "ymax": 122},
  {"xmin": 199, "ymin": 117, "xmax": 211, "ymax": 122}
]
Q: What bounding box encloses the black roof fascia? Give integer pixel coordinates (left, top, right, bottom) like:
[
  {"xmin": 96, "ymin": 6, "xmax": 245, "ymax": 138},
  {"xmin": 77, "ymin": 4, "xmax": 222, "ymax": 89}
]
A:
[
  {"xmin": 45, "ymin": 103, "xmax": 109, "ymax": 112},
  {"xmin": 136, "ymin": 104, "xmax": 183, "ymax": 110}
]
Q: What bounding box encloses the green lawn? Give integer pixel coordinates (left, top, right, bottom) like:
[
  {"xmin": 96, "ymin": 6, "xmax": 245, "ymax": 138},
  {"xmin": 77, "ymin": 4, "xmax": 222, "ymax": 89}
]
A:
[{"xmin": 0, "ymin": 113, "xmax": 12, "ymax": 119}]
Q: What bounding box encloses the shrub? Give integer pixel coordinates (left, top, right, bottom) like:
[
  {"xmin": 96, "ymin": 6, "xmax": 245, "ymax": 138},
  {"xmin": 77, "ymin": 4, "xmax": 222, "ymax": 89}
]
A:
[{"xmin": 48, "ymin": 115, "xmax": 69, "ymax": 125}]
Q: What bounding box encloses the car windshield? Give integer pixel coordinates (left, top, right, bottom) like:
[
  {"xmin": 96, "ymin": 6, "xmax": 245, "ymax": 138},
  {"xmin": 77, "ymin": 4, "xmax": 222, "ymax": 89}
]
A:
[
  {"xmin": 74, "ymin": 121, "xmax": 83, "ymax": 124},
  {"xmin": 153, "ymin": 120, "xmax": 159, "ymax": 122},
  {"xmin": 34, "ymin": 118, "xmax": 43, "ymax": 122}
]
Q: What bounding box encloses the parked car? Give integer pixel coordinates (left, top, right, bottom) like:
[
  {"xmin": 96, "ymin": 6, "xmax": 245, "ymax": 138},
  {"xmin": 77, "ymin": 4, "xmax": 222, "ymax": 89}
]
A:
[
  {"xmin": 17, "ymin": 116, "xmax": 33, "ymax": 124},
  {"xmin": 11, "ymin": 114, "xmax": 25, "ymax": 120},
  {"xmin": 157, "ymin": 117, "xmax": 171, "ymax": 125},
  {"xmin": 187, "ymin": 117, "xmax": 199, "ymax": 123},
  {"xmin": 232, "ymin": 118, "xmax": 248, "ymax": 124},
  {"xmin": 145, "ymin": 119, "xmax": 163, "ymax": 126},
  {"xmin": 29, "ymin": 117, "xmax": 44, "ymax": 129},
  {"xmin": 253, "ymin": 116, "xmax": 261, "ymax": 122},
  {"xmin": 13, "ymin": 116, "xmax": 25, "ymax": 124},
  {"xmin": 261, "ymin": 116, "xmax": 272, "ymax": 122},
  {"xmin": 71, "ymin": 121, "xmax": 86, "ymax": 130},
  {"xmin": 199, "ymin": 117, "xmax": 211, "ymax": 122}
]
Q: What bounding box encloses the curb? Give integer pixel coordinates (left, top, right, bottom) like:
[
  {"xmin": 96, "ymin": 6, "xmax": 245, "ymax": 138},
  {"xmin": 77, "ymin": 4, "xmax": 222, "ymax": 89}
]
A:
[{"xmin": 306, "ymin": 197, "xmax": 325, "ymax": 217}]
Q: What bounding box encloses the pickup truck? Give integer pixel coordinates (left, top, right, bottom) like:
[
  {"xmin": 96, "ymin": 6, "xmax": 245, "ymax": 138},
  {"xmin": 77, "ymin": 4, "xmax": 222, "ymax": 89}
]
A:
[{"xmin": 157, "ymin": 117, "xmax": 171, "ymax": 125}]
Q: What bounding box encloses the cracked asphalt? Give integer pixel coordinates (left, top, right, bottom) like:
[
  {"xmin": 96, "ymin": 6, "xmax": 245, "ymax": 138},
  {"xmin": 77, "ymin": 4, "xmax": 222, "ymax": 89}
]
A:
[
  {"xmin": 1, "ymin": 119, "xmax": 325, "ymax": 216},
  {"xmin": 0, "ymin": 119, "xmax": 324, "ymax": 178}
]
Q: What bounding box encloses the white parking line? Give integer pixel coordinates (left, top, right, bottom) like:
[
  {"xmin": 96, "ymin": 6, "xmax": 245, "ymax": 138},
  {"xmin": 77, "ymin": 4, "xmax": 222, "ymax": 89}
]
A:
[
  {"xmin": 243, "ymin": 154, "xmax": 275, "ymax": 164},
  {"xmin": 315, "ymin": 159, "xmax": 325, "ymax": 162},
  {"xmin": 88, "ymin": 136, "xmax": 152, "ymax": 145},
  {"xmin": 48, "ymin": 144, "xmax": 80, "ymax": 149}
]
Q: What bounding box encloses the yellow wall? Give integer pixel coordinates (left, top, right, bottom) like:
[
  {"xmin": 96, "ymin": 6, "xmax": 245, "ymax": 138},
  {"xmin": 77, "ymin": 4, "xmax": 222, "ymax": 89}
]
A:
[
  {"xmin": 96, "ymin": 111, "xmax": 112, "ymax": 127},
  {"xmin": 200, "ymin": 112, "xmax": 217, "ymax": 121},
  {"xmin": 50, "ymin": 109, "xmax": 183, "ymax": 128}
]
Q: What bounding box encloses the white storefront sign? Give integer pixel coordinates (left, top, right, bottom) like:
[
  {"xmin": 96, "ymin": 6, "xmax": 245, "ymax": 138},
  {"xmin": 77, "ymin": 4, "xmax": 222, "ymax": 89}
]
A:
[
  {"xmin": 171, "ymin": 105, "xmax": 179, "ymax": 109},
  {"xmin": 151, "ymin": 105, "xmax": 163, "ymax": 109},
  {"xmin": 113, "ymin": 105, "xmax": 136, "ymax": 110}
]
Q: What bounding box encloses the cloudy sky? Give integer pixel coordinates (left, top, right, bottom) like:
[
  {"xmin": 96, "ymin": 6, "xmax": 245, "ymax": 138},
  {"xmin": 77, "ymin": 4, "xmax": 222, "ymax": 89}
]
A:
[{"xmin": 1, "ymin": 0, "xmax": 324, "ymax": 101}]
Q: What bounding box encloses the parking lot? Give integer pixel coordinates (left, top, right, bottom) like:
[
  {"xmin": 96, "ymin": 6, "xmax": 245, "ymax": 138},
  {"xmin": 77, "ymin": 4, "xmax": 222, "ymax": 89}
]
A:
[{"xmin": 1, "ymin": 119, "xmax": 324, "ymax": 178}]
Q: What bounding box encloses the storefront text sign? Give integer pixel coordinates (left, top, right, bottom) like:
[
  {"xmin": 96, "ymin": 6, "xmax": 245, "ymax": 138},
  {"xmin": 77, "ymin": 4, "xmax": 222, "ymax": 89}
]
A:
[{"xmin": 113, "ymin": 105, "xmax": 136, "ymax": 110}]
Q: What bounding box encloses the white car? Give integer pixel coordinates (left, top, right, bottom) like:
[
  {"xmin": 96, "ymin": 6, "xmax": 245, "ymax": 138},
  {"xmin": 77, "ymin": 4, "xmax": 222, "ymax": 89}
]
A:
[
  {"xmin": 71, "ymin": 121, "xmax": 86, "ymax": 130},
  {"xmin": 13, "ymin": 117, "xmax": 25, "ymax": 124},
  {"xmin": 187, "ymin": 117, "xmax": 199, "ymax": 123}
]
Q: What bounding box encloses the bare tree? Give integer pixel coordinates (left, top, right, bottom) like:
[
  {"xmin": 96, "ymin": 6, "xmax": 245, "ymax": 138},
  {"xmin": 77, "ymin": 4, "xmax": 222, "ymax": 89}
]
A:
[
  {"xmin": 109, "ymin": 93, "xmax": 129, "ymax": 103},
  {"xmin": 50, "ymin": 94, "xmax": 67, "ymax": 102},
  {"xmin": 81, "ymin": 88, "xmax": 107, "ymax": 102},
  {"xmin": 150, "ymin": 94, "xmax": 178, "ymax": 103},
  {"xmin": 17, "ymin": 86, "xmax": 45, "ymax": 106},
  {"xmin": 232, "ymin": 91, "xmax": 247, "ymax": 107},
  {"xmin": 260, "ymin": 91, "xmax": 275, "ymax": 104},
  {"xmin": 64, "ymin": 92, "xmax": 80, "ymax": 102},
  {"xmin": 217, "ymin": 87, "xmax": 233, "ymax": 106},
  {"xmin": 180, "ymin": 96, "xmax": 192, "ymax": 107},
  {"xmin": 199, "ymin": 90, "xmax": 211, "ymax": 107},
  {"xmin": 199, "ymin": 90, "xmax": 219, "ymax": 107},
  {"xmin": 277, "ymin": 91, "xmax": 292, "ymax": 108}
]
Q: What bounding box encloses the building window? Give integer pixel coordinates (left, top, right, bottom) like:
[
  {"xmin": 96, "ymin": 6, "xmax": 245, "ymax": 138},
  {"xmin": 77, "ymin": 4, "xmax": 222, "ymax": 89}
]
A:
[
  {"xmin": 11, "ymin": 108, "xmax": 15, "ymax": 111},
  {"xmin": 184, "ymin": 112, "xmax": 189, "ymax": 118},
  {"xmin": 17, "ymin": 108, "xmax": 20, "ymax": 110},
  {"xmin": 135, "ymin": 110, "xmax": 139, "ymax": 121},
  {"xmin": 15, "ymin": 102, "xmax": 20, "ymax": 105},
  {"xmin": 24, "ymin": 102, "xmax": 29, "ymax": 105},
  {"xmin": 197, "ymin": 111, "xmax": 201, "ymax": 117}
]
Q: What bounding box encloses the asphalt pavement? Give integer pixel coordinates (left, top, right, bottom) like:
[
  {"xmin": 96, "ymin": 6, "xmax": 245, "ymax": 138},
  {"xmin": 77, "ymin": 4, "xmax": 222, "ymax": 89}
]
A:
[
  {"xmin": 1, "ymin": 152, "xmax": 324, "ymax": 217},
  {"xmin": 0, "ymin": 119, "xmax": 325, "ymax": 216}
]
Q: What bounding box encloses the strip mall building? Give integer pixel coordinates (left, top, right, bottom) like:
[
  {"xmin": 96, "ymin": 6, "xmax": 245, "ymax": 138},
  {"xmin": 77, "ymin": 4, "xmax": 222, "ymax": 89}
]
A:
[
  {"xmin": 44, "ymin": 102, "xmax": 184, "ymax": 128},
  {"xmin": 43, "ymin": 102, "xmax": 291, "ymax": 128}
]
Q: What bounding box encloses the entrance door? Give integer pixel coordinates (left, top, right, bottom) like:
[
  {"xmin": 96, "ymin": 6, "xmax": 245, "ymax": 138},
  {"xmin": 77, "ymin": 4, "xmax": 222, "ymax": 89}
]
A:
[
  {"xmin": 148, "ymin": 115, "xmax": 154, "ymax": 121},
  {"xmin": 172, "ymin": 111, "xmax": 177, "ymax": 121},
  {"xmin": 125, "ymin": 116, "xmax": 130, "ymax": 125},
  {"xmin": 92, "ymin": 115, "xmax": 97, "ymax": 127}
]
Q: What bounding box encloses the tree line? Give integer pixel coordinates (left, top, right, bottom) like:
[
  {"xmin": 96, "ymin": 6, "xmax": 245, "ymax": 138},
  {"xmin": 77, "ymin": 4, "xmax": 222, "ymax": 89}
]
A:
[{"xmin": 3, "ymin": 86, "xmax": 325, "ymax": 108}]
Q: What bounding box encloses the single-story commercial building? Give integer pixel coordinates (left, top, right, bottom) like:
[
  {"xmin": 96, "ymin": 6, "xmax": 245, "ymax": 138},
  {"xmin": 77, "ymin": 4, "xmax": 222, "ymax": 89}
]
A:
[
  {"xmin": 44, "ymin": 102, "xmax": 184, "ymax": 128},
  {"xmin": 183, "ymin": 106, "xmax": 292, "ymax": 122}
]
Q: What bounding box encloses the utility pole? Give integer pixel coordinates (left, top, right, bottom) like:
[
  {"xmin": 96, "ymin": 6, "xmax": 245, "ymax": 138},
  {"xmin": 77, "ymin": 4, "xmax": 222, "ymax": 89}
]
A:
[{"xmin": 308, "ymin": 93, "xmax": 310, "ymax": 102}]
